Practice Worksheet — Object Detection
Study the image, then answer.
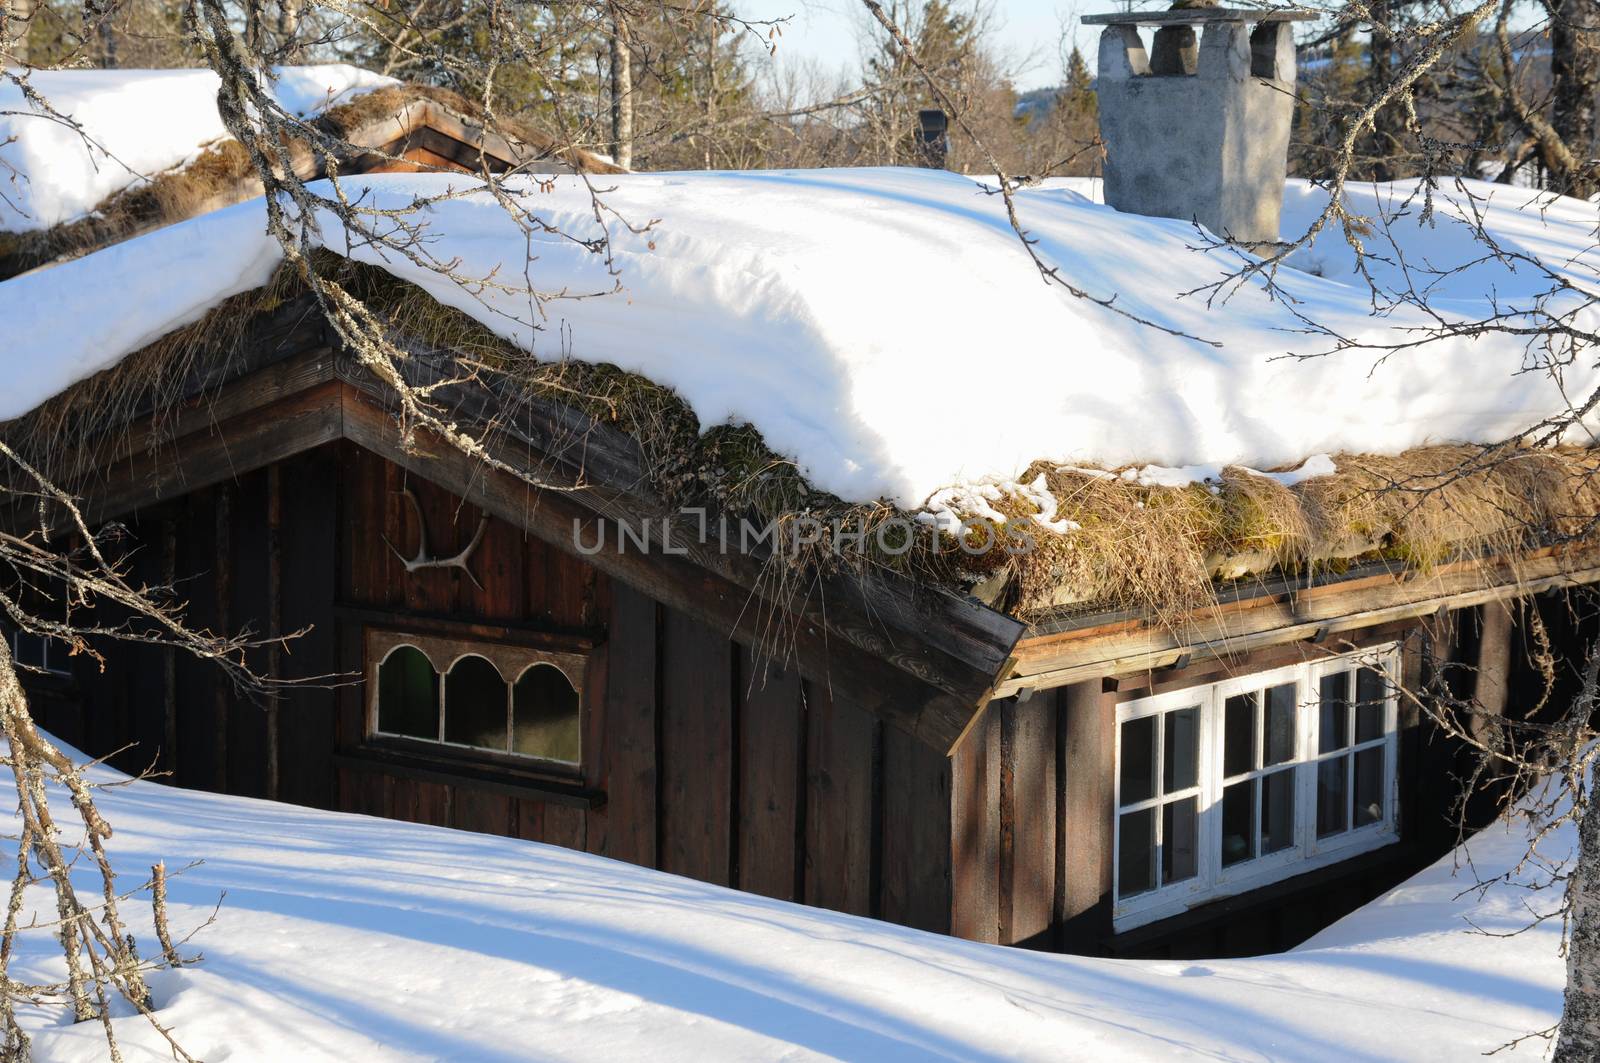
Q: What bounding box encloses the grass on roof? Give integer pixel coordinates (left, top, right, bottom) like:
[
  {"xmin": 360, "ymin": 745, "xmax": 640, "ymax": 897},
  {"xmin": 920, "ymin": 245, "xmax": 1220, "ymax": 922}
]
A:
[{"xmin": 9, "ymin": 251, "xmax": 1600, "ymax": 624}]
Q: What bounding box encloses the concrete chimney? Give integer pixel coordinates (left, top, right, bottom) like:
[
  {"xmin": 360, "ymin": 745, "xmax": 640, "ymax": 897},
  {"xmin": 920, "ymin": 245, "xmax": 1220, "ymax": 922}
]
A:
[{"xmin": 1084, "ymin": 8, "xmax": 1314, "ymax": 246}]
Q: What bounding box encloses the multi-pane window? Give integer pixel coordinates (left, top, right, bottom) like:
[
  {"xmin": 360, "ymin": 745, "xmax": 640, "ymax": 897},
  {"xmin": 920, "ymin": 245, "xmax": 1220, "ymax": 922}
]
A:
[
  {"xmin": 1114, "ymin": 645, "xmax": 1400, "ymax": 929},
  {"xmin": 9, "ymin": 630, "xmax": 72, "ymax": 676},
  {"xmin": 367, "ymin": 629, "xmax": 585, "ymax": 768},
  {"xmin": 1115, "ymin": 703, "xmax": 1201, "ymax": 897},
  {"xmin": 1219, "ymin": 681, "xmax": 1299, "ymax": 868}
]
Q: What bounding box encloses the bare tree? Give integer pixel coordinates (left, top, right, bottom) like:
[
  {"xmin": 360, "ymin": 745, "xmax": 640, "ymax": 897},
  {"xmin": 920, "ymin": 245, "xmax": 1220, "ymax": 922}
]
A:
[
  {"xmin": 1209, "ymin": 4, "xmax": 1600, "ymax": 1052},
  {"xmin": 3, "ymin": 0, "xmax": 33, "ymax": 65},
  {"xmin": 0, "ymin": 442, "xmax": 283, "ymax": 1058},
  {"xmin": 1545, "ymin": 0, "xmax": 1599, "ymax": 194},
  {"xmin": 609, "ymin": 2, "xmax": 634, "ymax": 168}
]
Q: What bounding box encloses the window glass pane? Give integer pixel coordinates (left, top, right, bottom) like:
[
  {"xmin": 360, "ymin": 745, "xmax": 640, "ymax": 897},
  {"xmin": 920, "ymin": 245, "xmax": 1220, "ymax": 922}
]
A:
[
  {"xmin": 12, "ymin": 632, "xmax": 45, "ymax": 670},
  {"xmin": 1317, "ymin": 756, "xmax": 1349, "ymax": 837},
  {"xmin": 444, "ymin": 655, "xmax": 509, "ymax": 751},
  {"xmin": 1319, "ymin": 672, "xmax": 1350, "ymax": 753},
  {"xmin": 1221, "ymin": 780, "xmax": 1255, "ymax": 867},
  {"xmin": 1261, "ymin": 768, "xmax": 1296, "ymax": 854},
  {"xmin": 377, "ymin": 646, "xmax": 438, "ymax": 739},
  {"xmin": 1264, "ymin": 684, "xmax": 1297, "ymax": 766},
  {"xmin": 1118, "ymin": 808, "xmax": 1156, "ymax": 898},
  {"xmin": 1163, "ymin": 797, "xmax": 1199, "ymax": 884},
  {"xmin": 512, "ymin": 664, "xmax": 581, "ymax": 764},
  {"xmin": 1356, "ymin": 667, "xmax": 1386, "ymax": 744},
  {"xmin": 1120, "ymin": 715, "xmax": 1157, "ymax": 805},
  {"xmin": 1163, "ymin": 707, "xmax": 1200, "ymax": 792},
  {"xmin": 1223, "ymin": 693, "xmax": 1257, "ymax": 777},
  {"xmin": 1354, "ymin": 747, "xmax": 1385, "ymax": 827}
]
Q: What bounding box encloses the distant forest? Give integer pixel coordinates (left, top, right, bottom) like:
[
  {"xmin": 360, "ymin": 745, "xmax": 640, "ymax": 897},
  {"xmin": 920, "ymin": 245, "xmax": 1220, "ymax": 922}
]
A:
[{"xmin": 6, "ymin": 0, "xmax": 1596, "ymax": 189}]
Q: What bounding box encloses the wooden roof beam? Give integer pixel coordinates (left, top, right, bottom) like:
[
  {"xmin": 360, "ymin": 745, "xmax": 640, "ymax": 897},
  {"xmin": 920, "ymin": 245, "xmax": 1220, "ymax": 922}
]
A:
[{"xmin": 1000, "ymin": 548, "xmax": 1600, "ymax": 697}]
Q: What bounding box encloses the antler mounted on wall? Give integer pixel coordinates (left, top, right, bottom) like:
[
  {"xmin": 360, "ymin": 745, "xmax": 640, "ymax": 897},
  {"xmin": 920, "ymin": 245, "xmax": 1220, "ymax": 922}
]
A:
[{"xmin": 383, "ymin": 486, "xmax": 490, "ymax": 590}]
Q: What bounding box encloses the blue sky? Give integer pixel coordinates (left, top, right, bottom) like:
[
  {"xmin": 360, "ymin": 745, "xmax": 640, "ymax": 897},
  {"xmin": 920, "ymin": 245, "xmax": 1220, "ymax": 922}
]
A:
[{"xmin": 736, "ymin": 0, "xmax": 1128, "ymax": 92}]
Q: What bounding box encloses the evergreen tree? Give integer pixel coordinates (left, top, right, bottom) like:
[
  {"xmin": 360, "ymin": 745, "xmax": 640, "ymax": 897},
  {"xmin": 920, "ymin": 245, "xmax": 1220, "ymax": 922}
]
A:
[{"xmin": 1058, "ymin": 45, "xmax": 1095, "ymax": 125}]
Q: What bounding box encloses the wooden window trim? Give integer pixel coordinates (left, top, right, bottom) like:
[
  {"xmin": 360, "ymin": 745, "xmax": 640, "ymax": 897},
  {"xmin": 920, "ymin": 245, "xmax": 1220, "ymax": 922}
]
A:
[
  {"xmin": 1112, "ymin": 644, "xmax": 1401, "ymax": 931},
  {"xmin": 337, "ymin": 603, "xmax": 599, "ymax": 653},
  {"xmin": 364, "ymin": 627, "xmax": 589, "ymax": 775},
  {"xmin": 1107, "ymin": 620, "xmax": 1414, "ymax": 703},
  {"xmin": 333, "ymin": 746, "xmax": 606, "ymax": 808}
]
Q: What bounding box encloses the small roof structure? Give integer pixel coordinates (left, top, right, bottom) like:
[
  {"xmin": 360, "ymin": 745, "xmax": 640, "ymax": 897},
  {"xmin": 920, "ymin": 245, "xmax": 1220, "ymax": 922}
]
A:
[{"xmin": 0, "ymin": 68, "xmax": 621, "ymax": 278}]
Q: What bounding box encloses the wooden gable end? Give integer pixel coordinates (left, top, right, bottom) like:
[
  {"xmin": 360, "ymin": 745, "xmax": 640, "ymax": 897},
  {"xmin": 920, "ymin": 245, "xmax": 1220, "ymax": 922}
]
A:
[
  {"xmin": 14, "ymin": 296, "xmax": 1025, "ymax": 755},
  {"xmin": 29, "ymin": 438, "xmax": 957, "ymax": 935}
]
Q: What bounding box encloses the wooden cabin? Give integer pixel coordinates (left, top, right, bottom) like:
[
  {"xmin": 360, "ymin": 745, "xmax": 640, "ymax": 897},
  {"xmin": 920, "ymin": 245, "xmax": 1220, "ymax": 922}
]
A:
[
  {"xmin": 5, "ymin": 68, "xmax": 1597, "ymax": 961},
  {"xmin": 9, "ymin": 285, "xmax": 1593, "ymax": 958}
]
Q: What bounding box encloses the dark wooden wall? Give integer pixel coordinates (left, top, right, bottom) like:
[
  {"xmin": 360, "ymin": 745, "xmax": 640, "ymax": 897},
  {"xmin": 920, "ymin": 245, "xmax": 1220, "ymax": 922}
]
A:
[
  {"xmin": 39, "ymin": 441, "xmax": 954, "ymax": 935},
  {"xmin": 946, "ymin": 614, "xmax": 1536, "ymax": 958}
]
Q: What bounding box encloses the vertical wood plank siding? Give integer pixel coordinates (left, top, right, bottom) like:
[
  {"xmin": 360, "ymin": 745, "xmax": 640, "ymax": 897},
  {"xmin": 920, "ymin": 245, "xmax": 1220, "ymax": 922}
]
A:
[
  {"xmin": 1057, "ymin": 681, "xmax": 1115, "ymax": 952},
  {"xmin": 951, "ymin": 701, "xmax": 1001, "ymax": 942},
  {"xmin": 736, "ymin": 646, "xmax": 805, "ymax": 901},
  {"xmin": 804, "ymin": 685, "xmax": 878, "ymax": 917},
  {"xmin": 660, "ymin": 609, "xmax": 735, "ymax": 885},
  {"xmin": 59, "ymin": 440, "xmax": 954, "ymax": 940}
]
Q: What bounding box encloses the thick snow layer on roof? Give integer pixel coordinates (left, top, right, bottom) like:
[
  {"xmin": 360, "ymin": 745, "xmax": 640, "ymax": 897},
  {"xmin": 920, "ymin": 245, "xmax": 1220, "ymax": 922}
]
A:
[
  {"xmin": 2, "ymin": 169, "xmax": 1598, "ymax": 507},
  {"xmin": 0, "ymin": 64, "xmax": 394, "ymax": 232},
  {"xmin": 1052, "ymin": 175, "xmax": 1599, "ymax": 302},
  {"xmin": 13, "ymin": 734, "xmax": 1566, "ymax": 1060}
]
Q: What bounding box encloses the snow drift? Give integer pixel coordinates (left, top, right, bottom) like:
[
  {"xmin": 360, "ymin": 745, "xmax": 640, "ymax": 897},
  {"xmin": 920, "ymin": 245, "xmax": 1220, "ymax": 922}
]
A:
[
  {"xmin": 2, "ymin": 168, "xmax": 1597, "ymax": 508},
  {"xmin": 11, "ymin": 738, "xmax": 1569, "ymax": 1061}
]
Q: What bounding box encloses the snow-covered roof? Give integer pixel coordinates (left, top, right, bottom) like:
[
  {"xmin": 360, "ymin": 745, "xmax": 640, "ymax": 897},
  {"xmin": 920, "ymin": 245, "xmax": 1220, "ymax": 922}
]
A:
[
  {"xmin": 2, "ymin": 169, "xmax": 1596, "ymax": 512},
  {"xmin": 0, "ymin": 65, "xmax": 394, "ymax": 232},
  {"xmin": 12, "ymin": 733, "xmax": 1567, "ymax": 1058}
]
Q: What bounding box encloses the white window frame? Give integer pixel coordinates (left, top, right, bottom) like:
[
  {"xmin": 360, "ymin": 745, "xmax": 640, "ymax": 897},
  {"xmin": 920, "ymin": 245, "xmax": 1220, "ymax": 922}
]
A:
[{"xmin": 1113, "ymin": 644, "xmax": 1401, "ymax": 931}]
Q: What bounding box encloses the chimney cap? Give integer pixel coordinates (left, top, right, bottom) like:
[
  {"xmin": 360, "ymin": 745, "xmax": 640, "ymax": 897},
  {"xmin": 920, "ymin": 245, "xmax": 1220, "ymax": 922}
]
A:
[{"xmin": 1082, "ymin": 8, "xmax": 1316, "ymax": 26}]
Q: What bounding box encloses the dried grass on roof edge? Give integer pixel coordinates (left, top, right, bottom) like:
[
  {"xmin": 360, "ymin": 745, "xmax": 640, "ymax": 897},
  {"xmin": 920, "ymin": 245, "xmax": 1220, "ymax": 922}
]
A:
[{"xmin": 8, "ymin": 255, "xmax": 1598, "ymax": 627}]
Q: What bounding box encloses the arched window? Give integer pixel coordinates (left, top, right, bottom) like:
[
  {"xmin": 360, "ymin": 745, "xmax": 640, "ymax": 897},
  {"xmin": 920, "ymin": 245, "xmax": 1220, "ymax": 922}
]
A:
[
  {"xmin": 444, "ymin": 654, "xmax": 509, "ymax": 751},
  {"xmin": 377, "ymin": 645, "xmax": 438, "ymax": 740},
  {"xmin": 367, "ymin": 629, "xmax": 587, "ymax": 769},
  {"xmin": 512, "ymin": 663, "xmax": 581, "ymax": 764}
]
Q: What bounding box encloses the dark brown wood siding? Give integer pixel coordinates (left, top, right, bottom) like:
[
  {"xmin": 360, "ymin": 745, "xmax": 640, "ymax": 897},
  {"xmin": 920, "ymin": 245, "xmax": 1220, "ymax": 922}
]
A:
[
  {"xmin": 50, "ymin": 440, "xmax": 953, "ymax": 938},
  {"xmin": 945, "ymin": 615, "xmax": 1541, "ymax": 959}
]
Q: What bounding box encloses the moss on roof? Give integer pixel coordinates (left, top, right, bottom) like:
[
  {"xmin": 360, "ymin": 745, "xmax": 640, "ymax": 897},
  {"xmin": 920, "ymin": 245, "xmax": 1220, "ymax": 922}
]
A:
[{"xmin": 15, "ymin": 250, "xmax": 1600, "ymax": 626}]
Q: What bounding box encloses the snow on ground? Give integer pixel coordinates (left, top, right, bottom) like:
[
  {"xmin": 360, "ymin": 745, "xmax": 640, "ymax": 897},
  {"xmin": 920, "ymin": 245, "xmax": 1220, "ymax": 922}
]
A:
[
  {"xmin": 10, "ymin": 743, "xmax": 1570, "ymax": 1061},
  {"xmin": 3, "ymin": 168, "xmax": 1599, "ymax": 507},
  {"xmin": 0, "ymin": 65, "xmax": 394, "ymax": 231}
]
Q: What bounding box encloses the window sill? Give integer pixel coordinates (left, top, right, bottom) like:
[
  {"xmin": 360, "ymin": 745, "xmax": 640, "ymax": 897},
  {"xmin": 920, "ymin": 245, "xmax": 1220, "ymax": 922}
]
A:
[
  {"xmin": 1114, "ymin": 826, "xmax": 1399, "ymax": 931},
  {"xmin": 16, "ymin": 669, "xmax": 77, "ymax": 692},
  {"xmin": 335, "ymin": 744, "xmax": 606, "ymax": 810},
  {"xmin": 1108, "ymin": 840, "xmax": 1410, "ymax": 949}
]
